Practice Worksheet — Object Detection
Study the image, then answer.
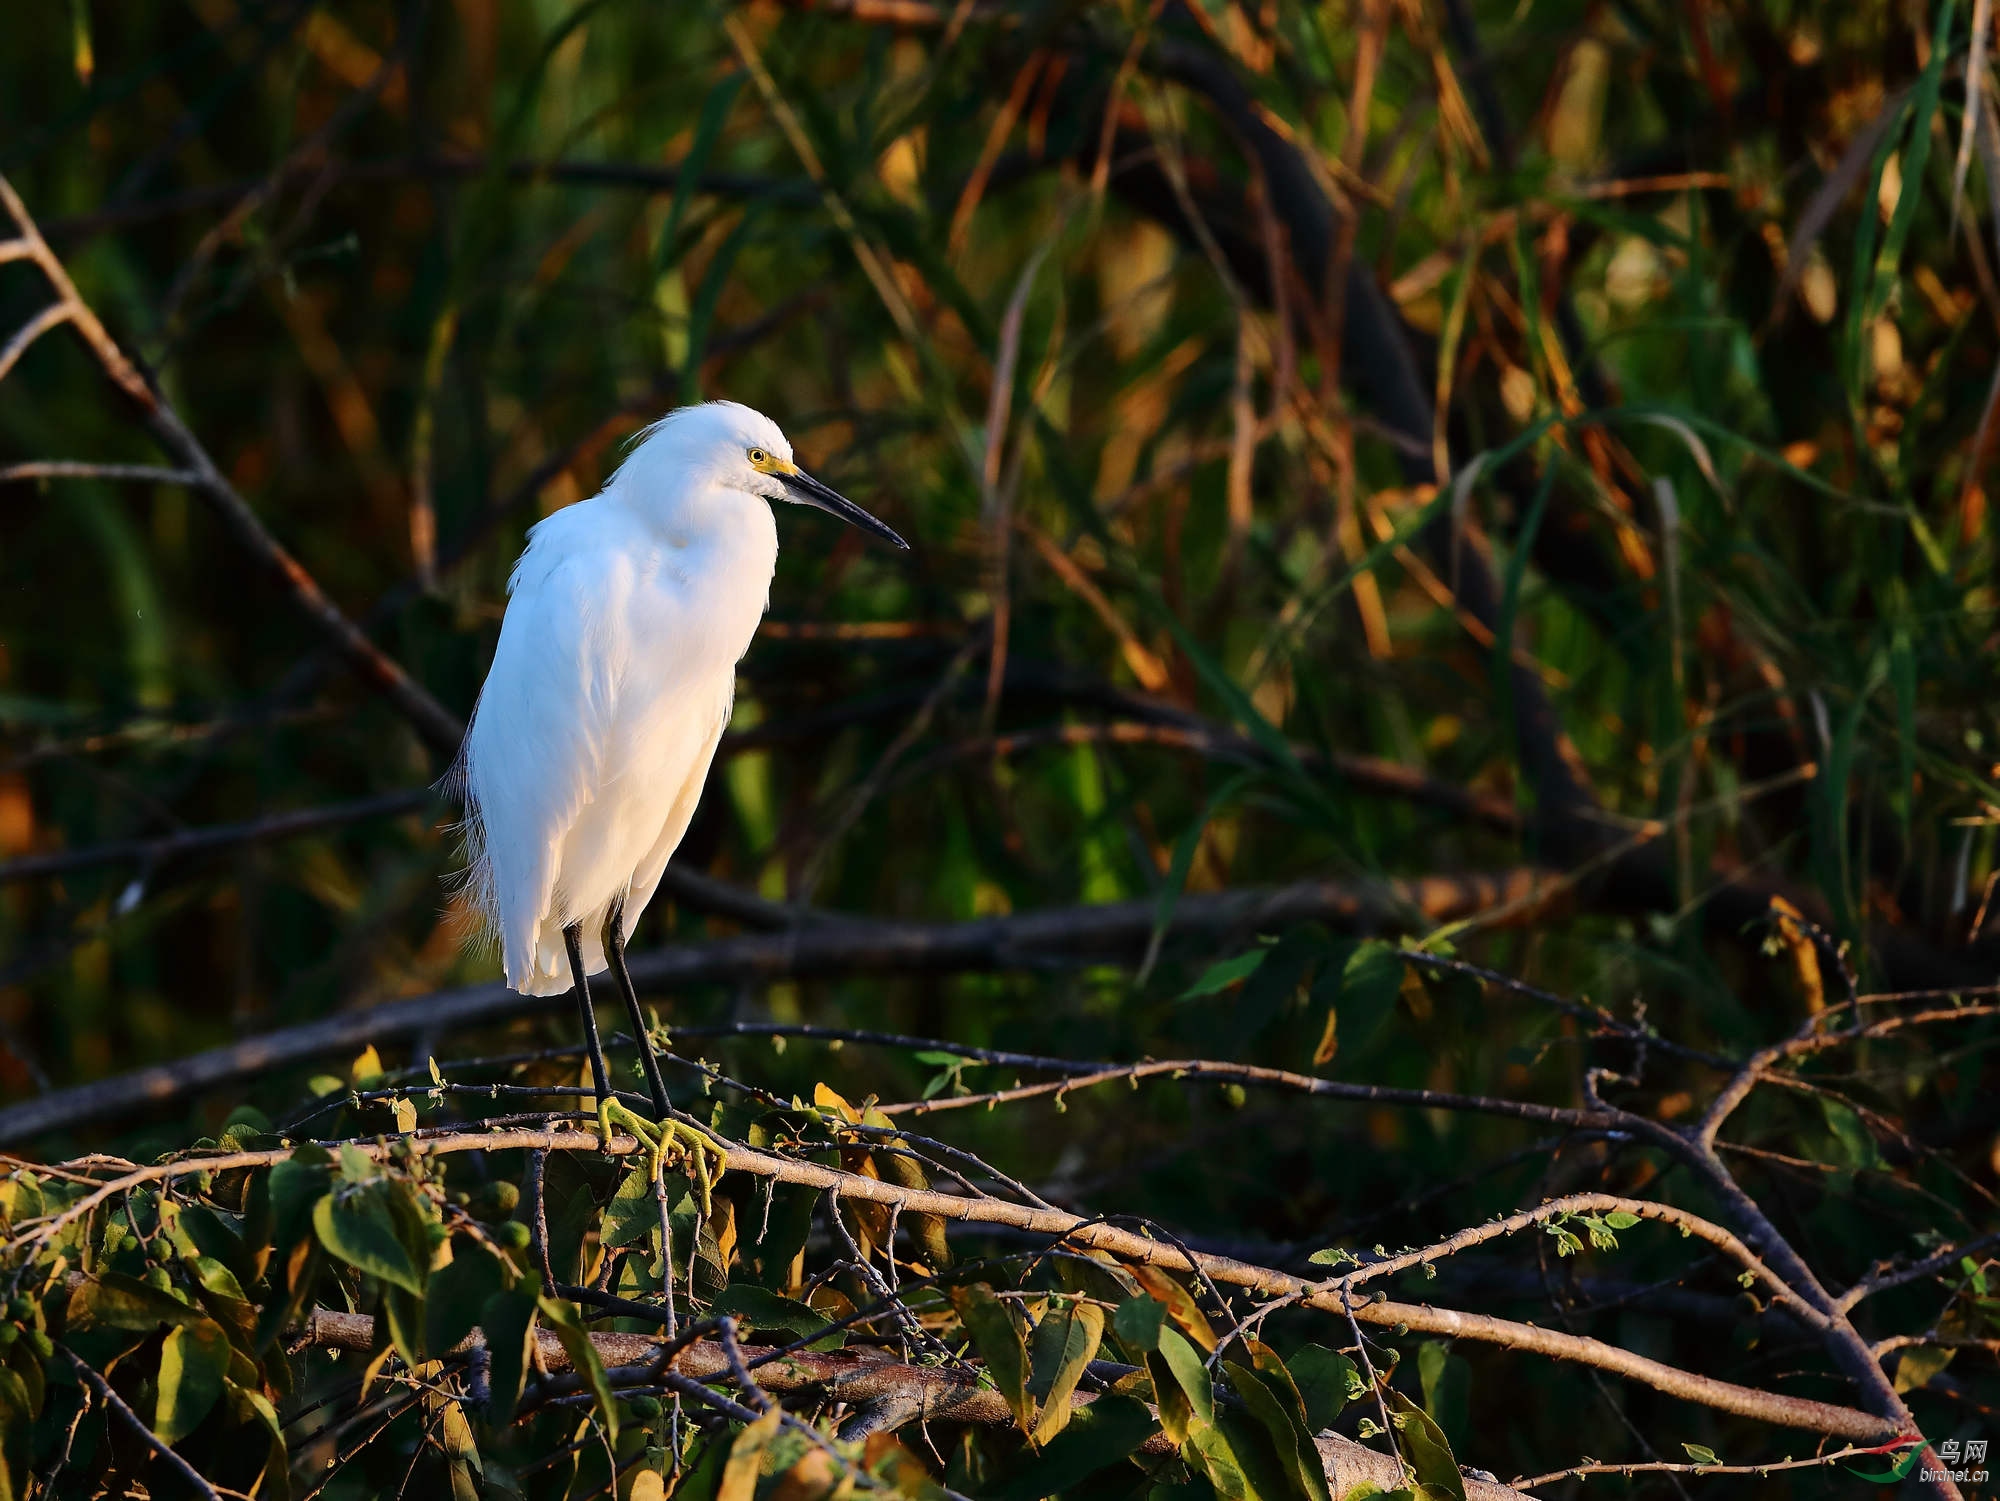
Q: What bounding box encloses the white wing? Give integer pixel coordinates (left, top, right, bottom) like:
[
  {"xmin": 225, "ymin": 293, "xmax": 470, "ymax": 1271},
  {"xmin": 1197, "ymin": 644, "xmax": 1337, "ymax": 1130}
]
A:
[
  {"xmin": 458, "ymin": 494, "xmax": 770, "ymax": 996},
  {"xmin": 620, "ymin": 679, "xmax": 734, "ymax": 924},
  {"xmin": 458, "ymin": 506, "xmax": 623, "ymax": 993}
]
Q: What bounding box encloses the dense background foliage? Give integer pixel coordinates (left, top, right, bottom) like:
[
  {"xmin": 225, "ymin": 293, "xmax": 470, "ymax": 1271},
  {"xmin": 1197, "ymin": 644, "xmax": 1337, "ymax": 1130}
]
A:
[{"xmin": 1, "ymin": 0, "xmax": 1998, "ymax": 1496}]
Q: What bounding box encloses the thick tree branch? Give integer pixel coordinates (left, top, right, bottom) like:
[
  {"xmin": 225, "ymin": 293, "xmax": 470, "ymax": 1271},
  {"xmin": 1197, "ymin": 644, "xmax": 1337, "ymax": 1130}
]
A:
[
  {"xmin": 0, "ymin": 789, "xmax": 435, "ymax": 886},
  {"xmin": 294, "ymin": 1306, "xmax": 1531, "ymax": 1500},
  {"xmin": 0, "ymin": 868, "xmax": 1557, "ymax": 1141}
]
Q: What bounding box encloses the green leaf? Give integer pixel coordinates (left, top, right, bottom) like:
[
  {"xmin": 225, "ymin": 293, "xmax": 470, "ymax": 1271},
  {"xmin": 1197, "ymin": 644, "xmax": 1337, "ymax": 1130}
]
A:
[
  {"xmin": 1225, "ymin": 1356, "xmax": 1331, "ymax": 1501},
  {"xmin": 427, "ymin": 1243, "xmax": 507, "ymax": 1357},
  {"xmin": 1183, "ymin": 1419, "xmax": 1254, "ymax": 1501},
  {"xmin": 314, "ymin": 1186, "xmax": 426, "ymax": 1297},
  {"xmin": 710, "ymin": 1285, "xmax": 842, "ymax": 1350},
  {"xmin": 267, "ymin": 1152, "xmax": 332, "ymax": 1254},
  {"xmin": 1286, "ymin": 1344, "xmax": 1358, "ymax": 1434},
  {"xmin": 384, "ymin": 1285, "xmax": 427, "ymax": 1371},
  {"xmin": 480, "ymin": 1288, "xmax": 539, "ymax": 1424},
  {"xmin": 995, "ymin": 1394, "xmax": 1155, "ymax": 1501},
  {"xmin": 0, "ymin": 1352, "xmax": 38, "ymax": 1431},
  {"xmin": 658, "ymin": 71, "xmax": 745, "ymax": 260},
  {"xmin": 223, "ymin": 1380, "xmax": 289, "ymax": 1501},
  {"xmin": 176, "ymin": 1206, "xmax": 251, "ymax": 1289},
  {"xmin": 1415, "ymin": 1341, "xmax": 1470, "ymax": 1454},
  {"xmin": 66, "ymin": 1272, "xmax": 206, "ymax": 1335},
  {"xmin": 190, "ymin": 1276, "xmax": 257, "ymax": 1361},
  {"xmin": 0, "ymin": 1365, "xmax": 31, "ymax": 1501},
  {"xmin": 1681, "ymin": 1443, "xmax": 1720, "ymax": 1468},
  {"xmin": 680, "ymin": 208, "xmax": 764, "ymax": 404},
  {"xmin": 1384, "ymin": 1389, "xmax": 1463, "ymax": 1501},
  {"xmin": 1182, "ymin": 946, "xmax": 1272, "ymax": 1000},
  {"xmin": 748, "ymin": 1181, "xmax": 820, "ymax": 1290},
  {"xmin": 1147, "ymin": 771, "xmax": 1259, "ymax": 986},
  {"xmin": 1891, "ymin": 624, "xmax": 1917, "ymax": 837},
  {"xmin": 865, "ymin": 1118, "xmax": 954, "ymax": 1273},
  {"xmin": 1216, "ymin": 1404, "xmax": 1307, "ymax": 1501},
  {"xmin": 186, "ymin": 1255, "xmax": 246, "ymax": 1305},
  {"xmin": 155, "ymin": 1318, "xmax": 231, "ymax": 1444},
  {"xmin": 1155, "ymin": 1327, "xmax": 1214, "ymax": 1428},
  {"xmin": 1112, "ymin": 1293, "xmax": 1166, "ymax": 1355},
  {"xmin": 1602, "ymin": 1211, "xmax": 1640, "ymax": 1230},
  {"xmin": 602, "ymin": 1165, "xmax": 665, "ymax": 1249},
  {"xmin": 1333, "ymin": 944, "xmax": 1406, "ymax": 1055},
  {"xmin": 1130, "ymin": 1266, "xmax": 1217, "ymax": 1350},
  {"xmin": 1030, "ymin": 1300, "xmax": 1105, "ymax": 1444},
  {"xmin": 950, "ymin": 1284, "xmax": 1032, "ymax": 1432},
  {"xmin": 1819, "ymin": 1097, "xmax": 1882, "ymax": 1170},
  {"xmin": 538, "ymin": 1293, "xmax": 618, "ymax": 1443}
]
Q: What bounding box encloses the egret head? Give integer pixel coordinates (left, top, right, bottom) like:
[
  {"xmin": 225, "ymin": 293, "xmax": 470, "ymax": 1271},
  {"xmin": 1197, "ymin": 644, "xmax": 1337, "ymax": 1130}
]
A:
[{"xmin": 627, "ymin": 400, "xmax": 908, "ymax": 550}]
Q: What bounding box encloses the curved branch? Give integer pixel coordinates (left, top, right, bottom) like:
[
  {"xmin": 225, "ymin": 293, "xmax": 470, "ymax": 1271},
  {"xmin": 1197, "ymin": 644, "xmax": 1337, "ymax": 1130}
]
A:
[{"xmin": 21, "ymin": 1130, "xmax": 1898, "ymax": 1442}]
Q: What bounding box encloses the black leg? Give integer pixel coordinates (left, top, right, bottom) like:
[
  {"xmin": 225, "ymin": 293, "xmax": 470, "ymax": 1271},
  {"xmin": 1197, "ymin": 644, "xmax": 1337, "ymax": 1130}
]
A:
[
  {"xmin": 563, "ymin": 923, "xmax": 614, "ymax": 1114},
  {"xmin": 605, "ymin": 905, "xmax": 671, "ymax": 1120}
]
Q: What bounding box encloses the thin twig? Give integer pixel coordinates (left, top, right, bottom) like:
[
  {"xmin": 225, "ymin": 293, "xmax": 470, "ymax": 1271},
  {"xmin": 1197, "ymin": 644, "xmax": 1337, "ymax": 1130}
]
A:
[{"xmin": 59, "ymin": 1345, "xmax": 225, "ymax": 1501}]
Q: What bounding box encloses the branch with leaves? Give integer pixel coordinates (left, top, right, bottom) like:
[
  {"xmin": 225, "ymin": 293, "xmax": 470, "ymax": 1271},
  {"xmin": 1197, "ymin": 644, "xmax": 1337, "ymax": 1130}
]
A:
[{"xmin": 0, "ymin": 934, "xmax": 1982, "ymax": 1499}]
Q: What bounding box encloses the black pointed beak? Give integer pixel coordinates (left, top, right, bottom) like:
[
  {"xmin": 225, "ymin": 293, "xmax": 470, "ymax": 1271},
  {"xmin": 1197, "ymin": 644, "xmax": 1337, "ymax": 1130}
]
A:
[{"xmin": 780, "ymin": 468, "xmax": 909, "ymax": 550}]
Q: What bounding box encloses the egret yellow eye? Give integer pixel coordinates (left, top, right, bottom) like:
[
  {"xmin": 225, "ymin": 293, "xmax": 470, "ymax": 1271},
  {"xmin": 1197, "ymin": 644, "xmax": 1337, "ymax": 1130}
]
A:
[{"xmin": 747, "ymin": 447, "xmax": 770, "ymax": 467}]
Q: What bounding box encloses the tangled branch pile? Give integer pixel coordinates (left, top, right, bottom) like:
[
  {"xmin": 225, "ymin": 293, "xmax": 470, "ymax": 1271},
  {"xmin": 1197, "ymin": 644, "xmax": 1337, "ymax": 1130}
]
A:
[{"xmin": 0, "ymin": 935, "xmax": 1990, "ymax": 1498}]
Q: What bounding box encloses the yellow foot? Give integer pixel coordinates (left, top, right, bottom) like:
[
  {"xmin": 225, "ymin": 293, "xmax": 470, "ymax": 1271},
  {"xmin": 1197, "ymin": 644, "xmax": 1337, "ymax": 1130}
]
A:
[{"xmin": 596, "ymin": 1098, "xmax": 727, "ymax": 1215}]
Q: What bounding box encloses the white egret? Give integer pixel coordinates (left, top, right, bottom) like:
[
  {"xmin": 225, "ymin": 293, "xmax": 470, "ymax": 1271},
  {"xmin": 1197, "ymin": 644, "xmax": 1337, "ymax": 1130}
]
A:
[{"xmin": 451, "ymin": 400, "xmax": 907, "ymax": 1142}]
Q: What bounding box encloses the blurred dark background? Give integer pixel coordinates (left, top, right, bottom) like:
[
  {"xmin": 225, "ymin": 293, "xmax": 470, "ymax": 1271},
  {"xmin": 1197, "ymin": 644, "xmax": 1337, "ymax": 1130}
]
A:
[{"xmin": 2, "ymin": 1, "xmax": 1997, "ymax": 1485}]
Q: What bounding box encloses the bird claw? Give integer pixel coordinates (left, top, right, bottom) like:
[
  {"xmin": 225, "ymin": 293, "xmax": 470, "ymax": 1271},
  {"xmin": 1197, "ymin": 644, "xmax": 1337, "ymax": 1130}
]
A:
[{"xmin": 596, "ymin": 1098, "xmax": 726, "ymax": 1214}]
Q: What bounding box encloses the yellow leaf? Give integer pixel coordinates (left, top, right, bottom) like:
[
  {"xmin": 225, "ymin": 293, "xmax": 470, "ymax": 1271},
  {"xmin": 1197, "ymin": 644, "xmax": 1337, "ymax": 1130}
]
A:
[
  {"xmin": 812, "ymin": 1082, "xmax": 858, "ymax": 1121},
  {"xmin": 359, "ymin": 1343, "xmax": 397, "ymax": 1400},
  {"xmin": 1312, "ymin": 1007, "xmax": 1338, "ymax": 1067},
  {"xmin": 718, "ymin": 1406, "xmax": 783, "ymax": 1501},
  {"xmin": 1030, "ymin": 1301, "xmax": 1105, "ymax": 1445},
  {"xmin": 350, "ymin": 1045, "xmax": 384, "ymax": 1085},
  {"xmin": 768, "ymin": 1448, "xmax": 838, "ymax": 1501},
  {"xmin": 1129, "ymin": 1266, "xmax": 1216, "ymax": 1350},
  {"xmin": 1767, "ymin": 897, "xmax": 1825, "ymax": 1014}
]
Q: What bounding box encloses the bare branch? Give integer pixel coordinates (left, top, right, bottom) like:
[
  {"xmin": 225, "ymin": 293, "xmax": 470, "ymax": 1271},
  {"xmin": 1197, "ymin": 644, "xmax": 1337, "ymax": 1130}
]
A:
[
  {"xmin": 0, "ymin": 461, "xmax": 200, "ymax": 486},
  {"xmin": 0, "ymin": 789, "xmax": 436, "ymax": 885},
  {"xmin": 883, "ymin": 1055, "xmax": 1602, "ymax": 1131},
  {"xmin": 56, "ymin": 1345, "xmax": 224, "ymax": 1501},
  {"xmin": 0, "ymin": 169, "xmax": 466, "ymax": 760},
  {"xmin": 0, "ymin": 303, "xmax": 74, "ymax": 384},
  {"xmin": 1838, "ymin": 1230, "xmax": 2000, "ymax": 1312},
  {"xmin": 0, "ymin": 867, "xmax": 1558, "ymax": 1141},
  {"xmin": 1307, "ymin": 1191, "xmax": 1818, "ymax": 1325},
  {"xmin": 1514, "ymin": 1443, "xmax": 1915, "ymax": 1489}
]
